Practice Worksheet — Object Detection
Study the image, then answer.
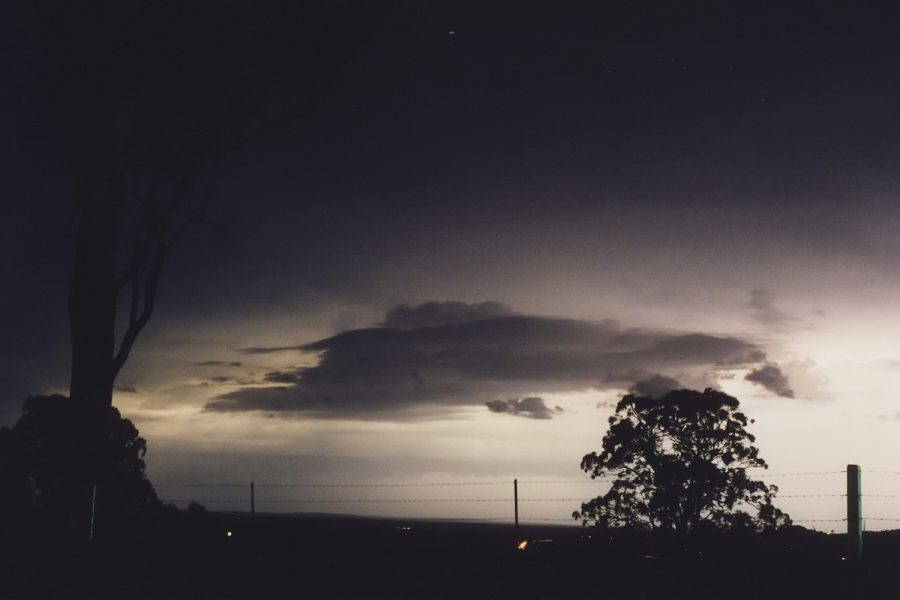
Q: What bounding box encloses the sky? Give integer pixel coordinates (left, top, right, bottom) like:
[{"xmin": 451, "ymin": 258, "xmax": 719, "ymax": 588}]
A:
[{"xmin": 4, "ymin": 2, "xmax": 900, "ymax": 529}]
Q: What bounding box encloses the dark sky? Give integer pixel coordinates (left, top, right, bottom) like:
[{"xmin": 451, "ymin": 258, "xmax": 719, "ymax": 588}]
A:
[{"xmin": 4, "ymin": 2, "xmax": 900, "ymax": 524}]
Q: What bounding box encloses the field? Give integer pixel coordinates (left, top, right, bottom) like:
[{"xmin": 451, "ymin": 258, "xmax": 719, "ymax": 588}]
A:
[{"xmin": 6, "ymin": 511, "xmax": 900, "ymax": 599}]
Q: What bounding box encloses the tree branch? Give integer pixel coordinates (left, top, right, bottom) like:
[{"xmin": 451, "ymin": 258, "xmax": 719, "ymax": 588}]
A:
[
  {"xmin": 111, "ymin": 186, "xmax": 187, "ymax": 376},
  {"xmin": 111, "ymin": 233, "xmax": 166, "ymax": 380}
]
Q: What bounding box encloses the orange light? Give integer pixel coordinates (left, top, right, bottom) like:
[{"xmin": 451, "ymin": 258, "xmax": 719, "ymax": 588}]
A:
[{"xmin": 517, "ymin": 540, "xmax": 528, "ymax": 551}]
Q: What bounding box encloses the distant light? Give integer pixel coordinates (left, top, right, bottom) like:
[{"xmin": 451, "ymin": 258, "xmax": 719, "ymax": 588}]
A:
[
  {"xmin": 226, "ymin": 530, "xmax": 233, "ymax": 538},
  {"xmin": 448, "ymin": 30, "xmax": 456, "ymax": 36},
  {"xmin": 517, "ymin": 540, "xmax": 528, "ymax": 551}
]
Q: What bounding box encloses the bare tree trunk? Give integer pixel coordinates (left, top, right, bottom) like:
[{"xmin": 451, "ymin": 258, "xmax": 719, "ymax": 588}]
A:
[{"xmin": 68, "ymin": 187, "xmax": 116, "ymax": 409}]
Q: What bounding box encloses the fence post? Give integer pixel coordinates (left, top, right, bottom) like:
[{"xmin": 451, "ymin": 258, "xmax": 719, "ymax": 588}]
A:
[
  {"xmin": 250, "ymin": 481, "xmax": 255, "ymax": 517},
  {"xmin": 88, "ymin": 484, "xmax": 97, "ymax": 541},
  {"xmin": 846, "ymin": 464, "xmax": 862, "ymax": 561},
  {"xmin": 514, "ymin": 479, "xmax": 519, "ymax": 542}
]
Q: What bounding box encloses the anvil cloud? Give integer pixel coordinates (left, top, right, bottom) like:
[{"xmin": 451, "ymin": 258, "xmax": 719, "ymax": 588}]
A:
[{"xmin": 206, "ymin": 301, "xmax": 787, "ymax": 419}]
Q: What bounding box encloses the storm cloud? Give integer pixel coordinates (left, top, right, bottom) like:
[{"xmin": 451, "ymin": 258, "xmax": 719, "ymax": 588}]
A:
[
  {"xmin": 382, "ymin": 301, "xmax": 514, "ymax": 329},
  {"xmin": 745, "ymin": 363, "xmax": 795, "ymax": 398},
  {"xmin": 629, "ymin": 374, "xmax": 683, "ymax": 399},
  {"xmin": 194, "ymin": 360, "xmax": 243, "ymax": 367},
  {"xmin": 206, "ymin": 302, "xmax": 787, "ymax": 419},
  {"xmin": 485, "ymin": 397, "xmax": 562, "ymax": 420},
  {"xmin": 747, "ymin": 289, "xmax": 799, "ymax": 328}
]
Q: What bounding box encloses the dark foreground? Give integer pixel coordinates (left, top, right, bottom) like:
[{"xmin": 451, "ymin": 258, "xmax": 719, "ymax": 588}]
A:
[{"xmin": 4, "ymin": 511, "xmax": 899, "ymax": 599}]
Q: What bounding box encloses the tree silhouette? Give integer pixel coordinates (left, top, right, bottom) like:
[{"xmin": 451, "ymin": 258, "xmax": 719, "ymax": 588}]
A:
[
  {"xmin": 12, "ymin": 0, "xmax": 363, "ymax": 409},
  {"xmin": 6, "ymin": 396, "xmax": 156, "ymax": 516},
  {"xmin": 575, "ymin": 388, "xmax": 790, "ymax": 537},
  {"xmin": 0, "ymin": 394, "xmax": 159, "ymax": 568}
]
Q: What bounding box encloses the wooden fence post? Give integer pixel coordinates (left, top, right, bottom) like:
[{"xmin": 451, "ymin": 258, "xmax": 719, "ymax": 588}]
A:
[
  {"xmin": 514, "ymin": 479, "xmax": 519, "ymax": 542},
  {"xmin": 847, "ymin": 464, "xmax": 862, "ymax": 561},
  {"xmin": 88, "ymin": 484, "xmax": 97, "ymax": 541}
]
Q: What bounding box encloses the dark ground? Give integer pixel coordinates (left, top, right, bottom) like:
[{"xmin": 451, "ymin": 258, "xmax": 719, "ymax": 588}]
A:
[{"xmin": 5, "ymin": 511, "xmax": 900, "ymax": 600}]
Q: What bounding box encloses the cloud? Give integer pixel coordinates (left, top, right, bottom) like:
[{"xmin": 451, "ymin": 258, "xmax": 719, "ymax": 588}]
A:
[
  {"xmin": 779, "ymin": 359, "xmax": 831, "ymax": 401},
  {"xmin": 193, "ymin": 360, "xmax": 243, "ymax": 367},
  {"xmin": 747, "ymin": 289, "xmax": 799, "ymax": 328},
  {"xmin": 485, "ymin": 396, "xmax": 562, "ymax": 419},
  {"xmin": 114, "ymin": 383, "xmax": 139, "ymax": 393},
  {"xmin": 744, "ymin": 363, "xmax": 795, "ymax": 398},
  {"xmin": 382, "ymin": 301, "xmax": 514, "ymax": 329},
  {"xmin": 629, "ymin": 374, "xmax": 683, "ymax": 398},
  {"xmin": 264, "ymin": 370, "xmax": 304, "ymax": 384},
  {"xmin": 199, "ymin": 374, "xmax": 266, "ymax": 387},
  {"xmin": 206, "ymin": 301, "xmax": 779, "ymax": 419},
  {"xmin": 239, "ymin": 345, "xmax": 306, "ymax": 355}
]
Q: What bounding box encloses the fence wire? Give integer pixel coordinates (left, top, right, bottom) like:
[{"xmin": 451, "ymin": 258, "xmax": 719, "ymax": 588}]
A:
[{"xmin": 152, "ymin": 469, "xmax": 900, "ymax": 530}]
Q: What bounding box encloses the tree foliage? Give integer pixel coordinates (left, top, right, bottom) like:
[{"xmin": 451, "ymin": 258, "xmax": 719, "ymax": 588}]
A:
[
  {"xmin": 575, "ymin": 388, "xmax": 790, "ymax": 536},
  {"xmin": 0, "ymin": 395, "xmax": 159, "ymax": 545}
]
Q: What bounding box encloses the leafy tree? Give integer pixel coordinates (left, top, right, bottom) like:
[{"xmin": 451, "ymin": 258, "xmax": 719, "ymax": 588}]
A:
[
  {"xmin": 3, "ymin": 5, "xmax": 363, "ymax": 554},
  {"xmin": 0, "ymin": 395, "xmax": 158, "ymax": 545},
  {"xmin": 2, "ymin": 5, "xmax": 362, "ymax": 560},
  {"xmin": 575, "ymin": 388, "xmax": 790, "ymax": 537}
]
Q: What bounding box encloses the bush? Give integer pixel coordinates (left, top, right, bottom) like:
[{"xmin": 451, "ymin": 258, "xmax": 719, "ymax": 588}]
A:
[{"xmin": 0, "ymin": 394, "xmax": 160, "ymax": 547}]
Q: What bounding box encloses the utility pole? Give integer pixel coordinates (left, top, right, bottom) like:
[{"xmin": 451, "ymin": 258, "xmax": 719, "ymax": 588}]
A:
[
  {"xmin": 847, "ymin": 464, "xmax": 862, "ymax": 561},
  {"xmin": 250, "ymin": 481, "xmax": 256, "ymax": 517}
]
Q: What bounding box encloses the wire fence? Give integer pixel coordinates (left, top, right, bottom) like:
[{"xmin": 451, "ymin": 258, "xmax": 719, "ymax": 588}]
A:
[{"xmin": 152, "ymin": 468, "xmax": 900, "ymax": 532}]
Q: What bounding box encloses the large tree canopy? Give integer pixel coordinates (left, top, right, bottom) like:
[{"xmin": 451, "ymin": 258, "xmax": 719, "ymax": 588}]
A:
[{"xmin": 576, "ymin": 388, "xmax": 790, "ymax": 536}]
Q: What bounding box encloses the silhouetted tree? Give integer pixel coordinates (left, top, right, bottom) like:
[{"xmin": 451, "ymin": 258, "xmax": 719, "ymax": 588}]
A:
[
  {"xmin": 4, "ymin": 5, "xmax": 364, "ymax": 564},
  {"xmin": 0, "ymin": 395, "xmax": 158, "ymax": 545},
  {"xmin": 0, "ymin": 426, "xmax": 33, "ymax": 544},
  {"xmin": 575, "ymin": 389, "xmax": 790, "ymax": 538},
  {"xmin": 11, "ymin": 0, "xmax": 362, "ymax": 409}
]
